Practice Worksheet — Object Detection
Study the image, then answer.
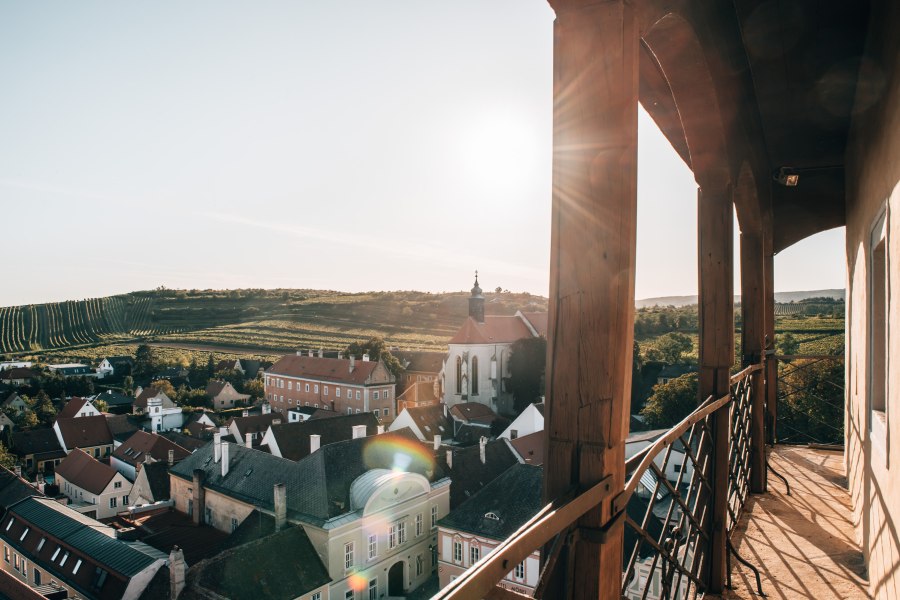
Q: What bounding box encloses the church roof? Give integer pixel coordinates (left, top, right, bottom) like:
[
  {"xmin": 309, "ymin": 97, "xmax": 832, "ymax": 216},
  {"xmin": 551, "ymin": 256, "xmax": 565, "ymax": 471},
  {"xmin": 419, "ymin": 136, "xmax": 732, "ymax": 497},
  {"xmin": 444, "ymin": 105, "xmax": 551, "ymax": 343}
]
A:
[{"xmin": 449, "ymin": 315, "xmax": 537, "ymax": 345}]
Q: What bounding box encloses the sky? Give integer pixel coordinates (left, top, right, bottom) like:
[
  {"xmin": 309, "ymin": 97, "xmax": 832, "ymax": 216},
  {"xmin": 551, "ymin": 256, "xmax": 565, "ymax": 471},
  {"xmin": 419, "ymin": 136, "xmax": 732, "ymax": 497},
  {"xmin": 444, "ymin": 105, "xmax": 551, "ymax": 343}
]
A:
[{"xmin": 0, "ymin": 1, "xmax": 846, "ymax": 307}]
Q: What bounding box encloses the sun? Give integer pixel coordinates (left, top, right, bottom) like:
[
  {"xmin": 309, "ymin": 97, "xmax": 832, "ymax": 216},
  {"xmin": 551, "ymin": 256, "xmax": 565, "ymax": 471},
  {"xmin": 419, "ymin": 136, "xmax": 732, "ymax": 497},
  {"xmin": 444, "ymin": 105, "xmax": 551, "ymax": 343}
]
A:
[{"xmin": 458, "ymin": 110, "xmax": 541, "ymax": 193}]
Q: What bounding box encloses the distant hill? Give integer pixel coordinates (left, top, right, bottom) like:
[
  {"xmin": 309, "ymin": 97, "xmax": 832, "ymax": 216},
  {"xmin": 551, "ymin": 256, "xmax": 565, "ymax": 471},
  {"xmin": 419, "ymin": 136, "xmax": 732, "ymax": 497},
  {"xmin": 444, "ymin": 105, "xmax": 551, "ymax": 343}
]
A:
[
  {"xmin": 0, "ymin": 289, "xmax": 547, "ymax": 356},
  {"xmin": 636, "ymin": 289, "xmax": 845, "ymax": 308}
]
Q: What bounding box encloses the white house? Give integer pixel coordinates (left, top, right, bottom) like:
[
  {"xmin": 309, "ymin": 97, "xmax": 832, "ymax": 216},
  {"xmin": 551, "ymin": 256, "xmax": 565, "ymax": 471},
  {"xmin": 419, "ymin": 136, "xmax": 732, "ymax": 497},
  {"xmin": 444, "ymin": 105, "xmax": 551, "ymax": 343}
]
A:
[
  {"xmin": 499, "ymin": 402, "xmax": 544, "ymax": 440},
  {"xmin": 57, "ymin": 397, "xmax": 102, "ymax": 419},
  {"xmin": 134, "ymin": 387, "xmax": 184, "ymax": 432},
  {"xmin": 626, "ymin": 429, "xmax": 693, "ymax": 484},
  {"xmin": 55, "ymin": 448, "xmax": 134, "ymax": 520},
  {"xmin": 441, "ymin": 277, "xmax": 547, "ymax": 417}
]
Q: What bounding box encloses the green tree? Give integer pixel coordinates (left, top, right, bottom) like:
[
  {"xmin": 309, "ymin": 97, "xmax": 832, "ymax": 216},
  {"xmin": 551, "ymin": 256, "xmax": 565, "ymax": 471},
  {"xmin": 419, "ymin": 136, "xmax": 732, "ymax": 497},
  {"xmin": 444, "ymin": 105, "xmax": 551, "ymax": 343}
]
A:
[
  {"xmin": 345, "ymin": 337, "xmax": 404, "ymax": 378},
  {"xmin": 19, "ymin": 411, "xmax": 39, "ymax": 429},
  {"xmin": 123, "ymin": 375, "xmax": 134, "ymax": 393},
  {"xmin": 655, "ymin": 332, "xmax": 693, "ymax": 364},
  {"xmin": 640, "ymin": 373, "xmax": 699, "ymax": 429},
  {"xmin": 34, "ymin": 392, "xmax": 57, "ymax": 427},
  {"xmin": 0, "ymin": 443, "xmax": 15, "ymax": 470},
  {"xmin": 135, "ymin": 344, "xmax": 156, "ymax": 377},
  {"xmin": 93, "ymin": 399, "xmax": 109, "ymax": 413},
  {"xmin": 508, "ymin": 336, "xmax": 548, "ymax": 414},
  {"xmin": 244, "ymin": 378, "xmax": 264, "ymax": 399},
  {"xmin": 777, "ymin": 358, "xmax": 844, "ymax": 444},
  {"xmin": 152, "ymin": 379, "xmax": 176, "ymax": 398},
  {"xmin": 776, "ymin": 332, "xmax": 800, "ymax": 357}
]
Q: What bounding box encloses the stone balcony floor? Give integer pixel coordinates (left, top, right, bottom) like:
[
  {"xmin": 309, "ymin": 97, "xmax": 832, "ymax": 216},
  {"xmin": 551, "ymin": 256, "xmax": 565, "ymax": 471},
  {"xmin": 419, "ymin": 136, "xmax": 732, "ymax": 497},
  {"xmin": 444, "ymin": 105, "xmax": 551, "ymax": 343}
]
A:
[{"xmin": 716, "ymin": 446, "xmax": 869, "ymax": 599}]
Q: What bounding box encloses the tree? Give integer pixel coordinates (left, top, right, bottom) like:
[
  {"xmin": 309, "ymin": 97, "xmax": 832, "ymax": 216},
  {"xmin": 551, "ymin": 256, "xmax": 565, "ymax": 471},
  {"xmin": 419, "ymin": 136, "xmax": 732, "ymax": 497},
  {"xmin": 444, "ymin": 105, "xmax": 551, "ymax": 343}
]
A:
[
  {"xmin": 34, "ymin": 392, "xmax": 57, "ymax": 427},
  {"xmin": 135, "ymin": 345, "xmax": 156, "ymax": 377},
  {"xmin": 640, "ymin": 373, "xmax": 699, "ymax": 429},
  {"xmin": 655, "ymin": 332, "xmax": 693, "ymax": 364},
  {"xmin": 345, "ymin": 337, "xmax": 404, "ymax": 378},
  {"xmin": 777, "ymin": 358, "xmax": 844, "ymax": 444},
  {"xmin": 123, "ymin": 375, "xmax": 134, "ymax": 393},
  {"xmin": 244, "ymin": 378, "xmax": 264, "ymax": 399},
  {"xmin": 93, "ymin": 399, "xmax": 109, "ymax": 413},
  {"xmin": 19, "ymin": 411, "xmax": 39, "ymax": 430},
  {"xmin": 0, "ymin": 443, "xmax": 15, "ymax": 470},
  {"xmin": 152, "ymin": 379, "xmax": 176, "ymax": 398},
  {"xmin": 776, "ymin": 332, "xmax": 800, "ymax": 357},
  {"xmin": 508, "ymin": 337, "xmax": 547, "ymax": 414}
]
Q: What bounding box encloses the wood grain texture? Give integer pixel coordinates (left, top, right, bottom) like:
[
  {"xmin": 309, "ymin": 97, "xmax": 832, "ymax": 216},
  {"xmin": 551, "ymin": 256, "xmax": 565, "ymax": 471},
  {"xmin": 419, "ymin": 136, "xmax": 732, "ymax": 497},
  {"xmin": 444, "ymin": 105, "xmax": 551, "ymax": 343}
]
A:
[{"xmin": 741, "ymin": 231, "xmax": 768, "ymax": 493}]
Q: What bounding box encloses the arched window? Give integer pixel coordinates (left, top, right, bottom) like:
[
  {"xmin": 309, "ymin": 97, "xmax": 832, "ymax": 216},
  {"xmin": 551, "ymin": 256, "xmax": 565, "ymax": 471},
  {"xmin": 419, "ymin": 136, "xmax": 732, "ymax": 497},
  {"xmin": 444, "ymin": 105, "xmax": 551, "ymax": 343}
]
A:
[
  {"xmin": 471, "ymin": 356, "xmax": 479, "ymax": 395},
  {"xmin": 455, "ymin": 357, "xmax": 462, "ymax": 395}
]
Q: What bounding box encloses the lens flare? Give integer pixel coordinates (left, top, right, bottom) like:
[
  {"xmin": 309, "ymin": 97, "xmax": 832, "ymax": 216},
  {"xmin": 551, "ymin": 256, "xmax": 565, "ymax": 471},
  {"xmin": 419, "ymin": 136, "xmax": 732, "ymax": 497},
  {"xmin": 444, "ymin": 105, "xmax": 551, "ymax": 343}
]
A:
[
  {"xmin": 363, "ymin": 435, "xmax": 435, "ymax": 475},
  {"xmin": 348, "ymin": 572, "xmax": 367, "ymax": 592}
]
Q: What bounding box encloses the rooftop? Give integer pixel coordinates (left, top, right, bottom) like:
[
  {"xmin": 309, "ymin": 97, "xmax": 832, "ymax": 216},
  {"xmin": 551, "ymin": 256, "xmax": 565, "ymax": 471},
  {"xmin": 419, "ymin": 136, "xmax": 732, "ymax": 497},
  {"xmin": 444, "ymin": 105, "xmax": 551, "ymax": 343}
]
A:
[
  {"xmin": 266, "ymin": 354, "xmax": 385, "ymax": 385},
  {"xmin": 55, "ymin": 448, "xmax": 117, "ymax": 495}
]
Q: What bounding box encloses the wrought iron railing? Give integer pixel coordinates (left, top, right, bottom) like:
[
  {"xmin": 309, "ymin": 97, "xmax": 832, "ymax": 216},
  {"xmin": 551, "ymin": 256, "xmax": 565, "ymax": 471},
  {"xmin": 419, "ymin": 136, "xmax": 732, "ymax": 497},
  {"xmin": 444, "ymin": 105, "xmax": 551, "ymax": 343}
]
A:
[
  {"xmin": 432, "ymin": 364, "xmax": 764, "ymax": 600},
  {"xmin": 773, "ymin": 354, "xmax": 845, "ymax": 446}
]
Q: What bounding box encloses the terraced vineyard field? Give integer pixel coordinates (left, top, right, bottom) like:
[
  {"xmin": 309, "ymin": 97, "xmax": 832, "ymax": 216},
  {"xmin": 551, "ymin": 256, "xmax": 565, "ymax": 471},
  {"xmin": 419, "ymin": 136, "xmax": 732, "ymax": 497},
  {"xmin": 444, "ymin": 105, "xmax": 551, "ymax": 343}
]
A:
[{"xmin": 1, "ymin": 288, "xmax": 547, "ymax": 357}]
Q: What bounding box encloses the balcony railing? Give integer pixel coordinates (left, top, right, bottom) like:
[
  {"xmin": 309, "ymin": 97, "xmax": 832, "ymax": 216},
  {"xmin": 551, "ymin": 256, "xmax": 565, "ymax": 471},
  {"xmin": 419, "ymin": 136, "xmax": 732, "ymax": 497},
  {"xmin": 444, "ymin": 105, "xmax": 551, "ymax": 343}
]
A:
[
  {"xmin": 773, "ymin": 354, "xmax": 845, "ymax": 447},
  {"xmin": 433, "ymin": 364, "xmax": 764, "ymax": 600}
]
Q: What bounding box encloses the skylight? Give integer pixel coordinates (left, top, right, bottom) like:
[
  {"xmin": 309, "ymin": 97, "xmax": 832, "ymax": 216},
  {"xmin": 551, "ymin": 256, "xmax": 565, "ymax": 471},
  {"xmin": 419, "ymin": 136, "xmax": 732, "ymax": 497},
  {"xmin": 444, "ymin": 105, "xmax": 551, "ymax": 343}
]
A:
[{"xmin": 484, "ymin": 512, "xmax": 500, "ymax": 521}]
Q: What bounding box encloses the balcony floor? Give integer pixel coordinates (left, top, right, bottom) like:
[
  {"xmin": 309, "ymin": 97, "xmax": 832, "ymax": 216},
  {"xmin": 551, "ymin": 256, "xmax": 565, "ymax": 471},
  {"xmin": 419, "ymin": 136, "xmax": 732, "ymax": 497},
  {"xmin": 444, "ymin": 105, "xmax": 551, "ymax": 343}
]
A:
[{"xmin": 717, "ymin": 446, "xmax": 869, "ymax": 600}]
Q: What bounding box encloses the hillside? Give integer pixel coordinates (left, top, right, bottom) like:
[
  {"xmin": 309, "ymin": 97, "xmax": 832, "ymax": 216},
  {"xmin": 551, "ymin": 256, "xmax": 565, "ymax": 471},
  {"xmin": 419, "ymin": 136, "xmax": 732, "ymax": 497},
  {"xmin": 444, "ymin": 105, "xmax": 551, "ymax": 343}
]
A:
[
  {"xmin": 0, "ymin": 289, "xmax": 547, "ymax": 357},
  {"xmin": 636, "ymin": 289, "xmax": 845, "ymax": 308}
]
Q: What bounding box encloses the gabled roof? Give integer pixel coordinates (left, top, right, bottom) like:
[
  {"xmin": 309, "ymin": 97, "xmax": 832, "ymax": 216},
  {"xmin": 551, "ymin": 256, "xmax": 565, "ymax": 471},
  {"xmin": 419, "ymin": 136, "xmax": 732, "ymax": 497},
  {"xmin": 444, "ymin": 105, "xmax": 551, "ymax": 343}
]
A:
[
  {"xmin": 94, "ymin": 390, "xmax": 134, "ymax": 407},
  {"xmin": 230, "ymin": 413, "xmax": 280, "ymax": 437},
  {"xmin": 188, "ymin": 526, "xmax": 331, "ymax": 600},
  {"xmin": 137, "ymin": 462, "xmax": 171, "ymax": 502},
  {"xmin": 509, "ymin": 431, "xmax": 544, "ymax": 466},
  {"xmin": 267, "ymin": 413, "xmax": 380, "ymax": 461},
  {"xmin": 448, "ymin": 315, "xmax": 535, "ymax": 345},
  {"xmin": 401, "ymin": 404, "xmax": 451, "ymax": 441},
  {"xmin": 518, "ymin": 312, "xmax": 549, "ymax": 337},
  {"xmin": 449, "ymin": 402, "xmax": 497, "ymax": 424},
  {"xmin": 1, "ymin": 393, "xmax": 26, "ymax": 408},
  {"xmin": 159, "ymin": 430, "xmax": 209, "ymax": 451},
  {"xmin": 393, "ymin": 350, "xmax": 445, "ymax": 373},
  {"xmin": 133, "ymin": 387, "xmax": 175, "ymax": 410},
  {"xmin": 205, "ymin": 380, "xmax": 229, "ymax": 397},
  {"xmin": 396, "ymin": 381, "xmax": 438, "ymax": 406},
  {"xmin": 266, "ymin": 354, "xmax": 386, "ymax": 385},
  {"xmin": 239, "ymin": 359, "xmax": 263, "ymax": 376},
  {"xmin": 10, "ymin": 428, "xmax": 64, "ymax": 458},
  {"xmin": 105, "ymin": 414, "xmax": 142, "ymax": 443},
  {"xmin": 113, "ymin": 430, "xmax": 191, "ymax": 467},
  {"xmin": 442, "ymin": 438, "xmax": 519, "ymax": 508},
  {"xmin": 57, "ymin": 397, "xmax": 92, "ymax": 419},
  {"xmin": 0, "ymin": 368, "xmax": 38, "ymax": 381},
  {"xmin": 55, "ymin": 415, "xmax": 114, "ymax": 449},
  {"xmin": 439, "ymin": 463, "xmax": 542, "ymax": 540},
  {"xmin": 55, "ymin": 448, "xmax": 117, "ymax": 495},
  {"xmin": 104, "ymin": 356, "xmax": 134, "ymax": 365},
  {"xmin": 0, "ymin": 466, "xmax": 41, "ymax": 511},
  {"xmin": 216, "ymin": 359, "xmax": 240, "ymax": 372}
]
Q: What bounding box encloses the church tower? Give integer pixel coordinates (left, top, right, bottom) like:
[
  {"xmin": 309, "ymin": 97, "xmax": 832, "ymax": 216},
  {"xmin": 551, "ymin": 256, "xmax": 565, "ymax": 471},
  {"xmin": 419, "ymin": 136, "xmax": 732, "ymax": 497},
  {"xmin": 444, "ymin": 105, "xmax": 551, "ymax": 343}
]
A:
[{"xmin": 468, "ymin": 271, "xmax": 485, "ymax": 323}]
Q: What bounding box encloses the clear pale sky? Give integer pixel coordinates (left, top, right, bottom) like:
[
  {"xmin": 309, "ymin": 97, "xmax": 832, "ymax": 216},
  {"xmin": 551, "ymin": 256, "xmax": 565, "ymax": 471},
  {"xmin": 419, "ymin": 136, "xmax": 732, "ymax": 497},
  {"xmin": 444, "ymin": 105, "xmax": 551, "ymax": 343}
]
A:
[{"xmin": 0, "ymin": 1, "xmax": 846, "ymax": 308}]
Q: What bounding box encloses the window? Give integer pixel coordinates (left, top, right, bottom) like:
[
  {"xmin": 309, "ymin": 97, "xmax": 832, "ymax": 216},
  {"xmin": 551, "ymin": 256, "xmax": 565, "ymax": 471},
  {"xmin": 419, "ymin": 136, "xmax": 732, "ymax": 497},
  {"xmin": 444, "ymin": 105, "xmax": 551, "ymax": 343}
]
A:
[
  {"xmin": 324, "ymin": 386, "xmax": 329, "ymax": 396},
  {"xmin": 114, "ymin": 481, "xmax": 122, "ymax": 489},
  {"xmin": 431, "ymin": 505, "xmax": 438, "ymax": 528},
  {"xmin": 510, "ymin": 429, "xmax": 518, "ymax": 440},
  {"xmin": 231, "ymin": 518, "xmax": 239, "ymax": 533},
  {"xmin": 515, "ymin": 561, "xmax": 525, "ymax": 579},
  {"xmin": 33, "ymin": 569, "xmax": 40, "ymax": 585},
  {"xmin": 368, "ymin": 534, "xmax": 377, "ymax": 559},
  {"xmin": 356, "ymin": 391, "xmax": 361, "ymax": 400},
  {"xmin": 374, "ymin": 391, "xmax": 380, "ymax": 400},
  {"xmin": 470, "ymin": 545, "xmax": 480, "ymax": 565},
  {"xmin": 305, "ymin": 384, "xmax": 310, "ymax": 392},
  {"xmin": 344, "ymin": 542, "xmax": 354, "ymax": 570},
  {"xmin": 453, "ymin": 541, "xmax": 462, "ymax": 563},
  {"xmin": 36, "ymin": 538, "xmax": 45, "ymax": 552},
  {"xmin": 278, "ymin": 379, "xmax": 284, "ymax": 388},
  {"xmin": 59, "ymin": 551, "xmax": 69, "ymax": 567},
  {"xmin": 288, "ymin": 381, "xmax": 293, "ymax": 390},
  {"xmin": 3, "ymin": 546, "xmax": 8, "ymax": 563},
  {"xmin": 314, "ymin": 384, "xmax": 319, "ymax": 393},
  {"xmin": 415, "ymin": 513, "xmax": 423, "ymax": 537},
  {"xmin": 51, "ymin": 548, "xmax": 60, "ymax": 562},
  {"xmin": 348, "ymin": 408, "xmax": 353, "ymax": 415},
  {"xmin": 345, "ymin": 591, "xmax": 354, "ymax": 600},
  {"xmin": 389, "ymin": 524, "xmax": 398, "ymax": 549},
  {"xmin": 122, "ymin": 495, "xmax": 129, "ymax": 506},
  {"xmin": 471, "ymin": 356, "xmax": 479, "ymax": 395},
  {"xmin": 19, "ymin": 528, "xmax": 28, "ymax": 542},
  {"xmin": 870, "ymin": 209, "xmax": 889, "ymax": 456},
  {"xmin": 368, "ymin": 578, "xmax": 377, "ymax": 600},
  {"xmin": 337, "ymin": 388, "xmax": 342, "ymax": 398},
  {"xmin": 382, "ymin": 408, "xmax": 389, "ymax": 417},
  {"xmin": 13, "ymin": 554, "xmax": 18, "ymax": 571},
  {"xmin": 5, "ymin": 518, "xmax": 12, "ymax": 531},
  {"xmin": 73, "ymin": 559, "xmax": 82, "ymax": 574},
  {"xmin": 398, "ymin": 521, "xmax": 407, "ymax": 544},
  {"xmin": 109, "ymin": 497, "xmax": 117, "ymax": 509},
  {"xmin": 311, "ymin": 593, "xmax": 321, "ymax": 600},
  {"xmin": 455, "ymin": 357, "xmax": 462, "ymax": 394},
  {"xmin": 383, "ymin": 389, "xmax": 390, "ymax": 399}
]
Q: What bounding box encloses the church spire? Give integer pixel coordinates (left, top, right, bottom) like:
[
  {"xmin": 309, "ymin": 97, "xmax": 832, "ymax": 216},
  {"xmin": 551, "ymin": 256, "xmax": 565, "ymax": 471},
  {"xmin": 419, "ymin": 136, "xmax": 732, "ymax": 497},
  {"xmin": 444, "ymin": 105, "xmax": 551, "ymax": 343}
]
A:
[{"xmin": 469, "ymin": 270, "xmax": 485, "ymax": 323}]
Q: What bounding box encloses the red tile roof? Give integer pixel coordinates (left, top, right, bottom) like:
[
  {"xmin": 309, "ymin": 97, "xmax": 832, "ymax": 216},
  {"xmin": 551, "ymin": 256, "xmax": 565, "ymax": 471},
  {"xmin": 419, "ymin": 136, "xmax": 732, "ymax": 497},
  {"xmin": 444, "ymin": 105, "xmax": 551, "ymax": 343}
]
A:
[
  {"xmin": 519, "ymin": 312, "xmax": 548, "ymax": 337},
  {"xmin": 113, "ymin": 430, "xmax": 191, "ymax": 467},
  {"xmin": 396, "ymin": 381, "xmax": 438, "ymax": 405},
  {"xmin": 448, "ymin": 316, "xmax": 534, "ymax": 345},
  {"xmin": 448, "ymin": 402, "xmax": 498, "ymax": 424},
  {"xmin": 55, "ymin": 415, "xmax": 113, "ymax": 449},
  {"xmin": 57, "ymin": 397, "xmax": 90, "ymax": 419},
  {"xmin": 55, "ymin": 448, "xmax": 117, "ymax": 495},
  {"xmin": 266, "ymin": 355, "xmax": 382, "ymax": 385},
  {"xmin": 509, "ymin": 431, "xmax": 544, "ymax": 465}
]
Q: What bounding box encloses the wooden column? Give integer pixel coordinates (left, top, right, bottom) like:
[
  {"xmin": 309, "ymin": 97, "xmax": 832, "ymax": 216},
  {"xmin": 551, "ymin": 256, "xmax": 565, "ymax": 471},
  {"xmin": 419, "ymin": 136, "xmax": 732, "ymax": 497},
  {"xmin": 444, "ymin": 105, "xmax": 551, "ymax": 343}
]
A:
[
  {"xmin": 764, "ymin": 231, "xmax": 777, "ymax": 444},
  {"xmin": 698, "ymin": 186, "xmax": 733, "ymax": 594},
  {"xmin": 741, "ymin": 231, "xmax": 767, "ymax": 493},
  {"xmin": 542, "ymin": 1, "xmax": 638, "ymax": 598}
]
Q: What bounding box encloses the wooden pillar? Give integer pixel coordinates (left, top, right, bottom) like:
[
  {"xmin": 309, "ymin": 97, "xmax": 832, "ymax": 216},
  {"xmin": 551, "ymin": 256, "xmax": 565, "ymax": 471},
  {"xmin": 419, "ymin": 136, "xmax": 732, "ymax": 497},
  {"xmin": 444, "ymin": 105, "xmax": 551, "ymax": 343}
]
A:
[
  {"xmin": 764, "ymin": 231, "xmax": 777, "ymax": 444},
  {"xmin": 698, "ymin": 186, "xmax": 733, "ymax": 594},
  {"xmin": 741, "ymin": 231, "xmax": 767, "ymax": 493},
  {"xmin": 542, "ymin": 1, "xmax": 638, "ymax": 598}
]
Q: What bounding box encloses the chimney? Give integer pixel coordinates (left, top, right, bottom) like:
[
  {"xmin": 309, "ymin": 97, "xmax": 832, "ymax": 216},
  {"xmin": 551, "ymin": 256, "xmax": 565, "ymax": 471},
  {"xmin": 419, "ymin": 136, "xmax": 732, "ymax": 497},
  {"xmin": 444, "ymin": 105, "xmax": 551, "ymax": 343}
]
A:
[
  {"xmin": 296, "ymin": 350, "xmax": 302, "ymax": 356},
  {"xmin": 310, "ymin": 434, "xmax": 321, "ymax": 453},
  {"xmin": 168, "ymin": 449, "xmax": 175, "ymax": 466},
  {"xmin": 272, "ymin": 418, "xmax": 282, "ymax": 425},
  {"xmin": 349, "ymin": 356, "xmax": 355, "ymax": 372},
  {"xmin": 262, "ymin": 403, "xmax": 271, "ymax": 415},
  {"xmin": 433, "ymin": 434, "xmax": 441, "ymax": 450},
  {"xmin": 214, "ymin": 432, "xmax": 222, "ymax": 463},
  {"xmin": 273, "ymin": 483, "xmax": 287, "ymax": 531},
  {"xmin": 446, "ymin": 449, "xmax": 453, "ymax": 469},
  {"xmin": 169, "ymin": 546, "xmax": 186, "ymax": 599},
  {"xmin": 377, "ymin": 425, "xmax": 385, "ymax": 435},
  {"xmin": 362, "ymin": 353, "xmax": 370, "ymax": 362},
  {"xmin": 479, "ymin": 437, "xmax": 487, "ymax": 464},
  {"xmin": 245, "ymin": 433, "xmax": 253, "ymax": 449},
  {"xmin": 352, "ymin": 425, "xmax": 367, "ymax": 439},
  {"xmin": 242, "ymin": 409, "xmax": 249, "ymax": 417},
  {"xmin": 192, "ymin": 470, "xmax": 205, "ymax": 526},
  {"xmin": 221, "ymin": 442, "xmax": 230, "ymax": 477},
  {"xmin": 318, "ymin": 348, "xmax": 324, "ymax": 358},
  {"xmin": 308, "ymin": 349, "xmax": 314, "ymax": 357}
]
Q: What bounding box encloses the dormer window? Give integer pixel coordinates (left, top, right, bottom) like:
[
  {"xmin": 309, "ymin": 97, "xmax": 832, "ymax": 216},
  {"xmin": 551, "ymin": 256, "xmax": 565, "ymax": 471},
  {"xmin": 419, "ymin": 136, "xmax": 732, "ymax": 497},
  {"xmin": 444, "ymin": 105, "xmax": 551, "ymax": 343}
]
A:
[{"xmin": 484, "ymin": 512, "xmax": 500, "ymax": 521}]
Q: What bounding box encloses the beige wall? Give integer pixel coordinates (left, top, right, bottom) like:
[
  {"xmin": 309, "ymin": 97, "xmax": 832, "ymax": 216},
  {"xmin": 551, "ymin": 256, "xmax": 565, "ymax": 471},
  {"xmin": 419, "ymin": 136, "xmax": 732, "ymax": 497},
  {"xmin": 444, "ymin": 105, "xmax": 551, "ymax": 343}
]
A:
[
  {"xmin": 844, "ymin": 3, "xmax": 900, "ymax": 598},
  {"xmin": 437, "ymin": 528, "xmax": 539, "ymax": 595},
  {"xmin": 170, "ymin": 475, "xmax": 255, "ymax": 533}
]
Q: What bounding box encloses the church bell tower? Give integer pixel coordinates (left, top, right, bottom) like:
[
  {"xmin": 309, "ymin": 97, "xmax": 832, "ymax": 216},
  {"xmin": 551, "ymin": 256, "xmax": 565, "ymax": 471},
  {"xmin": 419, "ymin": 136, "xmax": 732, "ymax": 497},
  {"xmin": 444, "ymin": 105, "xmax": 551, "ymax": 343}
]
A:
[{"xmin": 468, "ymin": 271, "xmax": 485, "ymax": 323}]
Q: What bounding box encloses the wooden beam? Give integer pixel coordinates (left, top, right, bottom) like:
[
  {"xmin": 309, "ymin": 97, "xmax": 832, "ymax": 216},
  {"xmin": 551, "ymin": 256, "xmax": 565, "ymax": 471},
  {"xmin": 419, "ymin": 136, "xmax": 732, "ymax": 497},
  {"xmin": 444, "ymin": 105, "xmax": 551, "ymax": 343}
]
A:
[
  {"xmin": 764, "ymin": 230, "xmax": 777, "ymax": 444},
  {"xmin": 542, "ymin": 1, "xmax": 638, "ymax": 598},
  {"xmin": 741, "ymin": 231, "xmax": 767, "ymax": 493},
  {"xmin": 698, "ymin": 186, "xmax": 733, "ymax": 594}
]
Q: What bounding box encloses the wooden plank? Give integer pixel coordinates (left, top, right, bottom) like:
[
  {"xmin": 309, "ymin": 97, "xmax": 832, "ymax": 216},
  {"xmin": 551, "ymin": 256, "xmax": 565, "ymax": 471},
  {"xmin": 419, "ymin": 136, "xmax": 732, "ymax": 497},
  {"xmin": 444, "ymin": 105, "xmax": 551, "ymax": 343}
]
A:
[
  {"xmin": 764, "ymin": 230, "xmax": 777, "ymax": 444},
  {"xmin": 741, "ymin": 231, "xmax": 767, "ymax": 493},
  {"xmin": 542, "ymin": 1, "xmax": 639, "ymax": 597},
  {"xmin": 698, "ymin": 187, "xmax": 733, "ymax": 593}
]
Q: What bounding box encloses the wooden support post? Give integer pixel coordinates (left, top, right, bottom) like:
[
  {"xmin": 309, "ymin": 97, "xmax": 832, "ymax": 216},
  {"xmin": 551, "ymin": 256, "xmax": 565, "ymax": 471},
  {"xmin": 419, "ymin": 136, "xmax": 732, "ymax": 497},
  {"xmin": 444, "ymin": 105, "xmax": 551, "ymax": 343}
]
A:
[
  {"xmin": 542, "ymin": 1, "xmax": 638, "ymax": 598},
  {"xmin": 698, "ymin": 186, "xmax": 733, "ymax": 594},
  {"xmin": 764, "ymin": 232, "xmax": 777, "ymax": 444},
  {"xmin": 741, "ymin": 231, "xmax": 767, "ymax": 493}
]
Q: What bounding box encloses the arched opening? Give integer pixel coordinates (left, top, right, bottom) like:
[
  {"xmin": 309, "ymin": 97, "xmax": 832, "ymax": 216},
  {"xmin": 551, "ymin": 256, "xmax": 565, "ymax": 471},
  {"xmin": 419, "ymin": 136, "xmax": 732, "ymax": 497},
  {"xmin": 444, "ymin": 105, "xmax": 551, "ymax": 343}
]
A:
[
  {"xmin": 455, "ymin": 356, "xmax": 462, "ymax": 395},
  {"xmin": 471, "ymin": 356, "xmax": 479, "ymax": 395},
  {"xmin": 388, "ymin": 560, "xmax": 405, "ymax": 596}
]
